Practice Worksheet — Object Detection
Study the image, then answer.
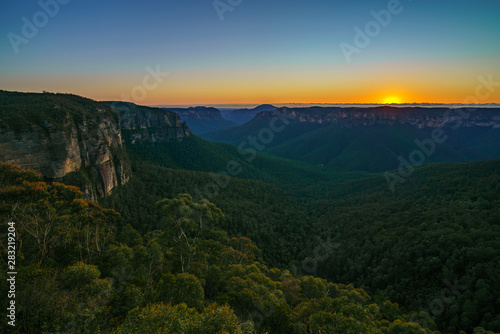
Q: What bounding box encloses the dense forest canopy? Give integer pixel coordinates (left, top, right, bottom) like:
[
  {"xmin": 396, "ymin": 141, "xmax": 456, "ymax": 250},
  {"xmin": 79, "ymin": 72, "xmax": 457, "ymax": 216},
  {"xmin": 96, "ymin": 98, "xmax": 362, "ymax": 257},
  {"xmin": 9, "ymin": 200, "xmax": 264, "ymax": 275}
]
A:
[
  {"xmin": 0, "ymin": 162, "xmax": 451, "ymax": 333},
  {"xmin": 101, "ymin": 149, "xmax": 500, "ymax": 334}
]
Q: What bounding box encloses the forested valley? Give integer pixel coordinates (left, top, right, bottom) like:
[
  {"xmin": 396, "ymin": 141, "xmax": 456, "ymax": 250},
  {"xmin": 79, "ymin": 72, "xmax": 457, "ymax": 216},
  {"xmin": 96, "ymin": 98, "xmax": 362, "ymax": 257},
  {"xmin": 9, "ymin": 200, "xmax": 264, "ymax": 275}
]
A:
[{"xmin": 0, "ymin": 92, "xmax": 499, "ymax": 334}]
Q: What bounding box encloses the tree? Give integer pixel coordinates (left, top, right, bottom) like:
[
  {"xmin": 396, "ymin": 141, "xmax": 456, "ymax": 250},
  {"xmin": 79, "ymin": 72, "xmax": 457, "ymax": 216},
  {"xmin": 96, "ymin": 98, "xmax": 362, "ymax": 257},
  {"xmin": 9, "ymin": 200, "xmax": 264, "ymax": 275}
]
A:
[
  {"xmin": 0, "ymin": 163, "xmax": 118, "ymax": 266},
  {"xmin": 112, "ymin": 303, "xmax": 244, "ymax": 334},
  {"xmin": 156, "ymin": 194, "xmax": 224, "ymax": 273},
  {"xmin": 61, "ymin": 262, "xmax": 112, "ymax": 332},
  {"xmin": 158, "ymin": 273, "xmax": 205, "ymax": 309},
  {"xmin": 223, "ymin": 237, "xmax": 260, "ymax": 265}
]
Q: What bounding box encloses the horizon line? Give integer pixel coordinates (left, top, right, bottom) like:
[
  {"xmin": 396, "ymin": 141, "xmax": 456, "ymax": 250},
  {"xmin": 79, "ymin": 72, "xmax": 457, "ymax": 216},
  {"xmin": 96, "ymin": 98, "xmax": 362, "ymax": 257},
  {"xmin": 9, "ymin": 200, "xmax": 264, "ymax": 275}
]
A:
[
  {"xmin": 150, "ymin": 102, "xmax": 500, "ymax": 108},
  {"xmin": 2, "ymin": 90, "xmax": 499, "ymax": 107}
]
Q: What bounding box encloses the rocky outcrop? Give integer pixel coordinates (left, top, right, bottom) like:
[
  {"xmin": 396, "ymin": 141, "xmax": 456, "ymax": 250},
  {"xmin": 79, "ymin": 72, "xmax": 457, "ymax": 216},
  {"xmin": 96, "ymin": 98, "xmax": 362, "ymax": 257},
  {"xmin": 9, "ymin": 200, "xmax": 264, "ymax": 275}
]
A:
[
  {"xmin": 110, "ymin": 102, "xmax": 191, "ymax": 143},
  {"xmin": 164, "ymin": 106, "xmax": 236, "ymax": 135},
  {"xmin": 0, "ymin": 91, "xmax": 131, "ymax": 200},
  {"xmin": 257, "ymin": 106, "xmax": 500, "ymax": 129},
  {"xmin": 168, "ymin": 106, "xmax": 223, "ymax": 121}
]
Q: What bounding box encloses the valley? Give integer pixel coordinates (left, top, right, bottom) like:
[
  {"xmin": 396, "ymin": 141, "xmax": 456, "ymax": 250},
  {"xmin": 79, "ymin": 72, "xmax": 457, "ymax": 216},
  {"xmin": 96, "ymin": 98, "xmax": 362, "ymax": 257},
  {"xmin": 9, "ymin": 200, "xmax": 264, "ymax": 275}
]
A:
[{"xmin": 1, "ymin": 91, "xmax": 499, "ymax": 333}]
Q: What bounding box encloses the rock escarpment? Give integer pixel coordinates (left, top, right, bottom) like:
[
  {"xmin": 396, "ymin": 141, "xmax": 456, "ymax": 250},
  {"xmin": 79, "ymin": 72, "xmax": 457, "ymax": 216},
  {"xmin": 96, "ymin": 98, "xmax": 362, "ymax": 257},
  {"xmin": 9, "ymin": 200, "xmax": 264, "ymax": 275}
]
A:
[
  {"xmin": 167, "ymin": 106, "xmax": 223, "ymax": 121},
  {"xmin": 0, "ymin": 91, "xmax": 131, "ymax": 199},
  {"xmin": 110, "ymin": 102, "xmax": 191, "ymax": 143},
  {"xmin": 0, "ymin": 93, "xmax": 195, "ymax": 199},
  {"xmin": 257, "ymin": 106, "xmax": 500, "ymax": 128}
]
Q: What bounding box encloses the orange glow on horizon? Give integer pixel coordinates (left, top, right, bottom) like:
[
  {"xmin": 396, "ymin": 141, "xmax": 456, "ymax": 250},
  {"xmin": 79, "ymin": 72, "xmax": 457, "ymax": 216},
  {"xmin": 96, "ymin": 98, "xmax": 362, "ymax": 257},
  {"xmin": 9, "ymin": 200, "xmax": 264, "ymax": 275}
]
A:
[
  {"xmin": 382, "ymin": 96, "xmax": 402, "ymax": 105},
  {"xmin": 141, "ymin": 92, "xmax": 495, "ymax": 106},
  {"xmin": 2, "ymin": 56, "xmax": 499, "ymax": 106}
]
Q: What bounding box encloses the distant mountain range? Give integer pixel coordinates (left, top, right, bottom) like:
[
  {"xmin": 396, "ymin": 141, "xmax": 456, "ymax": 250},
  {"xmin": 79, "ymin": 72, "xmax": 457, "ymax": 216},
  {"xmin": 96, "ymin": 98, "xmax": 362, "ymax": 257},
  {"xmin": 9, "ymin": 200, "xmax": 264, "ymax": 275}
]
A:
[
  {"xmin": 220, "ymin": 104, "xmax": 277, "ymax": 124},
  {"xmin": 158, "ymin": 104, "xmax": 279, "ymax": 136},
  {"xmin": 164, "ymin": 106, "xmax": 236, "ymax": 135},
  {"xmin": 205, "ymin": 106, "xmax": 500, "ymax": 173}
]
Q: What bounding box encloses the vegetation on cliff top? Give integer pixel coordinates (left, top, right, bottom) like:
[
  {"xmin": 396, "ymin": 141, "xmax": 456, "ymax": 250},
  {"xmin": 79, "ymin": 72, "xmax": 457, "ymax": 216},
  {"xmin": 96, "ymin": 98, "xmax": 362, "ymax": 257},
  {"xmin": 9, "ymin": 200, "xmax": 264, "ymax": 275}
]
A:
[{"xmin": 0, "ymin": 90, "xmax": 120, "ymax": 132}]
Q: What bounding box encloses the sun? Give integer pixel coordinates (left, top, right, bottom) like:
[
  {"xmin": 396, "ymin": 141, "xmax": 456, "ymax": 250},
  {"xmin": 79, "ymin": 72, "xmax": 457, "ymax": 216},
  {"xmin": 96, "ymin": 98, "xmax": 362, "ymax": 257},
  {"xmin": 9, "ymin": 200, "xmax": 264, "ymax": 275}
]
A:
[{"xmin": 382, "ymin": 96, "xmax": 402, "ymax": 104}]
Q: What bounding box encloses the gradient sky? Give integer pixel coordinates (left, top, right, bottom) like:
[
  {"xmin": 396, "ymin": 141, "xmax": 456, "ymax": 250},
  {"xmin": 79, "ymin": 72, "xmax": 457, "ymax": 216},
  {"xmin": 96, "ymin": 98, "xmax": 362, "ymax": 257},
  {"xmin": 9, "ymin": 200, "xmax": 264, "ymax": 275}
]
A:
[{"xmin": 1, "ymin": 0, "xmax": 499, "ymax": 105}]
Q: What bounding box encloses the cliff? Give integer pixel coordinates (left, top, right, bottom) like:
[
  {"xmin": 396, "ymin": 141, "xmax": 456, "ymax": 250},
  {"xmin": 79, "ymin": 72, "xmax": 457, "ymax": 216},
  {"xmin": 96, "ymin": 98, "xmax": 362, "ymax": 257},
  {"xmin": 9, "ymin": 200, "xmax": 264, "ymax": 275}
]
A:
[
  {"xmin": 257, "ymin": 106, "xmax": 500, "ymax": 128},
  {"xmin": 0, "ymin": 91, "xmax": 131, "ymax": 200},
  {"xmin": 110, "ymin": 102, "xmax": 191, "ymax": 143},
  {"xmin": 168, "ymin": 106, "xmax": 223, "ymax": 120}
]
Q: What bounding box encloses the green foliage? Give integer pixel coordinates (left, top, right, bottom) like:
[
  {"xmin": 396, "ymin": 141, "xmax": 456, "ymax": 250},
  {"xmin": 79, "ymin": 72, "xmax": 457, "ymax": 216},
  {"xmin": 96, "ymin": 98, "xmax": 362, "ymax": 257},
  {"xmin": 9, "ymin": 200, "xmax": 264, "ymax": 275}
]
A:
[
  {"xmin": 0, "ymin": 90, "xmax": 119, "ymax": 132},
  {"xmin": 1, "ymin": 162, "xmax": 437, "ymax": 333},
  {"xmin": 4, "ymin": 145, "xmax": 500, "ymax": 334},
  {"xmin": 124, "ymin": 135, "xmax": 368, "ymax": 191},
  {"xmin": 112, "ymin": 303, "xmax": 244, "ymax": 334},
  {"xmin": 63, "ymin": 261, "xmax": 102, "ymax": 290},
  {"xmin": 158, "ymin": 273, "xmax": 205, "ymax": 309},
  {"xmin": 1, "ymin": 267, "xmax": 73, "ymax": 333},
  {"xmin": 311, "ymin": 159, "xmax": 500, "ymax": 333},
  {"xmin": 101, "ymin": 149, "xmax": 500, "ymax": 333},
  {"xmin": 0, "ymin": 163, "xmax": 119, "ymax": 267},
  {"xmin": 156, "ymin": 193, "xmax": 225, "ymax": 273},
  {"xmin": 100, "ymin": 162, "xmax": 316, "ymax": 268}
]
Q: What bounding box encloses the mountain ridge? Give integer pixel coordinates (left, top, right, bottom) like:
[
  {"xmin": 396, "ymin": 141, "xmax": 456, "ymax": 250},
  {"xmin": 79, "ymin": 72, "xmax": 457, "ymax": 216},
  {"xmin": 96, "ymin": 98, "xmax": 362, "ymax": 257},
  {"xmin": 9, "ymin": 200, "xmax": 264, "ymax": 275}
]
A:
[
  {"xmin": 221, "ymin": 104, "xmax": 278, "ymax": 124},
  {"xmin": 256, "ymin": 106, "xmax": 500, "ymax": 128},
  {"xmin": 206, "ymin": 106, "xmax": 500, "ymax": 173},
  {"xmin": 165, "ymin": 106, "xmax": 237, "ymax": 135}
]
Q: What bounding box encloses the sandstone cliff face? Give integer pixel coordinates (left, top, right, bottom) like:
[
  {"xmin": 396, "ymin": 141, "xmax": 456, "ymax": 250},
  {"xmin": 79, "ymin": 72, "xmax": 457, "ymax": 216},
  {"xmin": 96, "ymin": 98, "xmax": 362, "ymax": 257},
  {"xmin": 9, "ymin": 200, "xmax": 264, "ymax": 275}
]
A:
[
  {"xmin": 257, "ymin": 107, "xmax": 500, "ymax": 129},
  {"xmin": 168, "ymin": 106, "xmax": 223, "ymax": 121},
  {"xmin": 0, "ymin": 91, "xmax": 131, "ymax": 200},
  {"xmin": 110, "ymin": 102, "xmax": 191, "ymax": 143}
]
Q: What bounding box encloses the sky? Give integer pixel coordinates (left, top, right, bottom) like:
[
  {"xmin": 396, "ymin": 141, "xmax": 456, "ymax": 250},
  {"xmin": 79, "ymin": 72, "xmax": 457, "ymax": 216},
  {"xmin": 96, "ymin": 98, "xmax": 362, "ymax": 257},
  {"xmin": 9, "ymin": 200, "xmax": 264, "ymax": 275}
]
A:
[{"xmin": 1, "ymin": 0, "xmax": 499, "ymax": 105}]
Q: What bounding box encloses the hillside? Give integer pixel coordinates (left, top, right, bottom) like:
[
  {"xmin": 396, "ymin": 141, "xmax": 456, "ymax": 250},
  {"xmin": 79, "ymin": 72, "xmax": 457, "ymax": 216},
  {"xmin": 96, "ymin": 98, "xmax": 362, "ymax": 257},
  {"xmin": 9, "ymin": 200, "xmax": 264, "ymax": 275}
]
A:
[
  {"xmin": 220, "ymin": 104, "xmax": 278, "ymax": 124},
  {"xmin": 205, "ymin": 106, "xmax": 500, "ymax": 172},
  {"xmin": 102, "ymin": 155, "xmax": 500, "ymax": 333},
  {"xmin": 123, "ymin": 135, "xmax": 368, "ymax": 192},
  {"xmin": 0, "ymin": 162, "xmax": 438, "ymax": 334},
  {"xmin": 311, "ymin": 158, "xmax": 500, "ymax": 333},
  {"xmin": 166, "ymin": 106, "xmax": 237, "ymax": 135}
]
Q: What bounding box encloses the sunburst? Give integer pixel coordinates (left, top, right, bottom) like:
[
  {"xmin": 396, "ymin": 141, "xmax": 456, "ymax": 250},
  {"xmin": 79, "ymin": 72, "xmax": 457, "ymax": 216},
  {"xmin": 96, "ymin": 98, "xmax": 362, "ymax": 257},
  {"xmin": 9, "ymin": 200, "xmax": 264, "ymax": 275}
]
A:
[{"xmin": 382, "ymin": 96, "xmax": 402, "ymax": 104}]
